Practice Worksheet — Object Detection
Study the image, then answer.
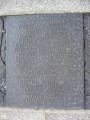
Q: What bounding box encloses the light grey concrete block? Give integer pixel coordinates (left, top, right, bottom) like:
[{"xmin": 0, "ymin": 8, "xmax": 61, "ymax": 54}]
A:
[
  {"xmin": 46, "ymin": 111, "xmax": 90, "ymax": 120},
  {"xmin": 0, "ymin": 108, "xmax": 45, "ymax": 120},
  {"xmin": 0, "ymin": 0, "xmax": 90, "ymax": 16},
  {"xmin": 0, "ymin": 108, "xmax": 90, "ymax": 120}
]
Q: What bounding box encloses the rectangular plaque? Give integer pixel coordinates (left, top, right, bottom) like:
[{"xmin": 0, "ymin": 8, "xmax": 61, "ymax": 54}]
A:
[{"xmin": 6, "ymin": 14, "xmax": 84, "ymax": 109}]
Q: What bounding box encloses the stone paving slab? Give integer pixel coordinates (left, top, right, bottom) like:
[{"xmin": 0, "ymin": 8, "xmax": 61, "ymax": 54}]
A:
[
  {"xmin": 0, "ymin": 0, "xmax": 90, "ymax": 16},
  {"xmin": 46, "ymin": 111, "xmax": 90, "ymax": 120},
  {"xmin": 0, "ymin": 108, "xmax": 90, "ymax": 120},
  {"xmin": 0, "ymin": 108, "xmax": 45, "ymax": 120}
]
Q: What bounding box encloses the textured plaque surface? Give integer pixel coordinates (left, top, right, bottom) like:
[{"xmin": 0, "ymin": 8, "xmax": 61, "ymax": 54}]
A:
[
  {"xmin": 6, "ymin": 14, "xmax": 84, "ymax": 109},
  {"xmin": 84, "ymin": 14, "xmax": 90, "ymax": 109}
]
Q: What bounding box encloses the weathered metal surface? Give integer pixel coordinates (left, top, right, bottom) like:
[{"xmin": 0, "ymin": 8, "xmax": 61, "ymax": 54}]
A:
[{"xmin": 6, "ymin": 14, "xmax": 84, "ymax": 109}]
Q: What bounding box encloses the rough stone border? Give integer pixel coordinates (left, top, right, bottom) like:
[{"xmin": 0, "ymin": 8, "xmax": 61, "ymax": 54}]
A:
[
  {"xmin": 0, "ymin": 17, "xmax": 6, "ymax": 106},
  {"xmin": 0, "ymin": 108, "xmax": 90, "ymax": 120},
  {"xmin": 0, "ymin": 0, "xmax": 90, "ymax": 16}
]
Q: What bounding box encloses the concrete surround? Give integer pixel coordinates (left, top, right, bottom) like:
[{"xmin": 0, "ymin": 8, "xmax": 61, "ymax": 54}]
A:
[
  {"xmin": 0, "ymin": 108, "xmax": 90, "ymax": 120},
  {"xmin": 0, "ymin": 1, "xmax": 90, "ymax": 119},
  {"xmin": 0, "ymin": 0, "xmax": 90, "ymax": 16}
]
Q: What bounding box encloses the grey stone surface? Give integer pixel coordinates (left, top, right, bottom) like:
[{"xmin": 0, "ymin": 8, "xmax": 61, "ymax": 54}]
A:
[
  {"xmin": 6, "ymin": 14, "xmax": 84, "ymax": 109},
  {"xmin": 0, "ymin": 0, "xmax": 90, "ymax": 16},
  {"xmin": 85, "ymin": 96, "xmax": 90, "ymax": 109},
  {"xmin": 0, "ymin": 108, "xmax": 90, "ymax": 120},
  {"xmin": 85, "ymin": 14, "xmax": 90, "ymax": 77},
  {"xmin": 46, "ymin": 111, "xmax": 90, "ymax": 120},
  {"xmin": 84, "ymin": 14, "xmax": 90, "ymax": 109},
  {"xmin": 85, "ymin": 80, "xmax": 90, "ymax": 95},
  {"xmin": 0, "ymin": 108, "xmax": 45, "ymax": 120}
]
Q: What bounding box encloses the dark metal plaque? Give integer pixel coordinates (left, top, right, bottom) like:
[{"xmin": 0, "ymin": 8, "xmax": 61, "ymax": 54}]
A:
[{"xmin": 6, "ymin": 14, "xmax": 84, "ymax": 109}]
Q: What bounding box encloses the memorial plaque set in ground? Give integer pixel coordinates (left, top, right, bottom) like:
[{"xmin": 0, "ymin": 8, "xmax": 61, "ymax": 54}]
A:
[
  {"xmin": 1, "ymin": 13, "xmax": 90, "ymax": 109},
  {"xmin": 6, "ymin": 14, "xmax": 84, "ymax": 109}
]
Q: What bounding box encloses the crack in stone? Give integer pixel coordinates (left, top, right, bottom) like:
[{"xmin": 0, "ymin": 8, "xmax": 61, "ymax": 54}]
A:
[
  {"xmin": 0, "ymin": 18, "xmax": 6, "ymax": 98},
  {"xmin": 84, "ymin": 14, "xmax": 90, "ymax": 109}
]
